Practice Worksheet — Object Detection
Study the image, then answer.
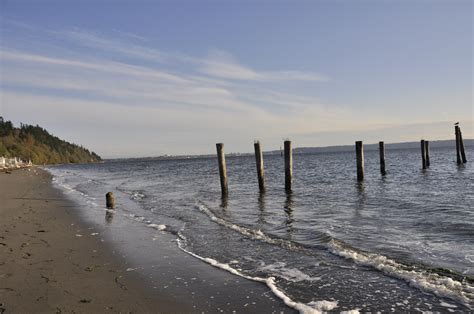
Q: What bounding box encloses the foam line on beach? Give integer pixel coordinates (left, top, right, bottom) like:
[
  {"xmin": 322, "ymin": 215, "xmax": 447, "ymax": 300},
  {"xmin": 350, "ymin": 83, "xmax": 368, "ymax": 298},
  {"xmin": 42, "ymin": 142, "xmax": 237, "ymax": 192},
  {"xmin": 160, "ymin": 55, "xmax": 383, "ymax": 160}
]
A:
[
  {"xmin": 176, "ymin": 230, "xmax": 346, "ymax": 314},
  {"xmin": 197, "ymin": 202, "xmax": 473, "ymax": 310},
  {"xmin": 196, "ymin": 203, "xmax": 306, "ymax": 250},
  {"xmin": 327, "ymin": 239, "xmax": 474, "ymax": 309}
]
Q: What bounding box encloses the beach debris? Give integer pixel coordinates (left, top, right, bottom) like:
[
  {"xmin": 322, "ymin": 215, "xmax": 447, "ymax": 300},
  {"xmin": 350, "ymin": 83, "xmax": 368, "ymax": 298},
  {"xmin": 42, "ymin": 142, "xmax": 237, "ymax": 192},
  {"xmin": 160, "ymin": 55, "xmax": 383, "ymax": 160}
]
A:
[
  {"xmin": 84, "ymin": 265, "xmax": 99, "ymax": 272},
  {"xmin": 79, "ymin": 299, "xmax": 92, "ymax": 303},
  {"xmin": 106, "ymin": 192, "xmax": 115, "ymax": 209},
  {"xmin": 75, "ymin": 234, "xmax": 83, "ymax": 237},
  {"xmin": 40, "ymin": 274, "xmax": 50, "ymax": 283},
  {"xmin": 114, "ymin": 276, "xmax": 127, "ymax": 290},
  {"xmin": 0, "ymin": 288, "xmax": 14, "ymax": 292}
]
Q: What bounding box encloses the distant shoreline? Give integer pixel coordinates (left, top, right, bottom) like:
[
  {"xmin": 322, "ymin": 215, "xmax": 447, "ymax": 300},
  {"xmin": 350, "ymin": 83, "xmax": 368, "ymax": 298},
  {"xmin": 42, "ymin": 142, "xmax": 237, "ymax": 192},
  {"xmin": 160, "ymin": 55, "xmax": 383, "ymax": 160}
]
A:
[{"xmin": 106, "ymin": 138, "xmax": 473, "ymax": 161}]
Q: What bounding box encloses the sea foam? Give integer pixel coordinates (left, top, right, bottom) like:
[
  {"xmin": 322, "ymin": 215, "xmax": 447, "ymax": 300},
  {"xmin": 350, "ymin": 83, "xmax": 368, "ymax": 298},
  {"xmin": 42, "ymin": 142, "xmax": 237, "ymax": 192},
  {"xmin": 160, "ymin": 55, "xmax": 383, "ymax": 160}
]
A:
[
  {"xmin": 328, "ymin": 239, "xmax": 473, "ymax": 309},
  {"xmin": 176, "ymin": 230, "xmax": 344, "ymax": 314},
  {"xmin": 197, "ymin": 202, "xmax": 474, "ymax": 310}
]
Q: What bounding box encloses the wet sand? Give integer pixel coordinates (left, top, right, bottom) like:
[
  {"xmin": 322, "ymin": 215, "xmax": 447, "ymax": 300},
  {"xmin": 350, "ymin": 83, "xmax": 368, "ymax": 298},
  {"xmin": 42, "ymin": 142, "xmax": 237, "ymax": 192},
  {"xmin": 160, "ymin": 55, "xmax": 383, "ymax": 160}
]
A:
[{"xmin": 0, "ymin": 168, "xmax": 292, "ymax": 313}]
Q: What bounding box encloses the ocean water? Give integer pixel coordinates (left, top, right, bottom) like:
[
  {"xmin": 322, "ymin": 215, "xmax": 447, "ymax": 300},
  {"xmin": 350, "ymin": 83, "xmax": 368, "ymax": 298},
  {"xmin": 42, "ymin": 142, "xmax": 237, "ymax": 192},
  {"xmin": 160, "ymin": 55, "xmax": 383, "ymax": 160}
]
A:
[{"xmin": 46, "ymin": 145, "xmax": 473, "ymax": 312}]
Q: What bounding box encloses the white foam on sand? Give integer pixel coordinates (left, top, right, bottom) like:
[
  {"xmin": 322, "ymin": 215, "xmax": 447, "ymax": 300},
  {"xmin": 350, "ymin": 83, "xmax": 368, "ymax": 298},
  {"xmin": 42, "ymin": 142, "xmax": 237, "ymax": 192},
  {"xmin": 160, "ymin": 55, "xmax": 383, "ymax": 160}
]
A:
[
  {"xmin": 176, "ymin": 230, "xmax": 345, "ymax": 314},
  {"xmin": 258, "ymin": 262, "xmax": 321, "ymax": 283},
  {"xmin": 147, "ymin": 223, "xmax": 166, "ymax": 231},
  {"xmin": 328, "ymin": 239, "xmax": 473, "ymax": 309},
  {"xmin": 197, "ymin": 204, "xmax": 300, "ymax": 250}
]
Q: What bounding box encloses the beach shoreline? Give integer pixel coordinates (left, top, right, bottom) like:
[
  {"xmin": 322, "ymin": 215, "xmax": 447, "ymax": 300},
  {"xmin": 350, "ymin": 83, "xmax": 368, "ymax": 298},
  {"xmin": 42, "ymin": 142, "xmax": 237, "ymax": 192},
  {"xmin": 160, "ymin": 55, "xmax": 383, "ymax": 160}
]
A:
[
  {"xmin": 0, "ymin": 167, "xmax": 189, "ymax": 313},
  {"xmin": 0, "ymin": 167, "xmax": 293, "ymax": 313}
]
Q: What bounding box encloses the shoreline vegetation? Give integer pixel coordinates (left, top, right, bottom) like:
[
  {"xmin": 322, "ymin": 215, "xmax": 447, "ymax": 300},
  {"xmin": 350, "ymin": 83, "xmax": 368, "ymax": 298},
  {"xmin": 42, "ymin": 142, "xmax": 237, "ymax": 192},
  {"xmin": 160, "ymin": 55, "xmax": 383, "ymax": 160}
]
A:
[{"xmin": 0, "ymin": 117, "xmax": 101, "ymax": 165}]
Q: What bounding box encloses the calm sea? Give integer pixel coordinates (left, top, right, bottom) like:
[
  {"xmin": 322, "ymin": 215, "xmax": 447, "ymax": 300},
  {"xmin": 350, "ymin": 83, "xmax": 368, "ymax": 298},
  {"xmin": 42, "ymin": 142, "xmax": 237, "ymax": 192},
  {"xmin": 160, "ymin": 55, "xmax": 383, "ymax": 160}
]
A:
[{"xmin": 46, "ymin": 145, "xmax": 473, "ymax": 312}]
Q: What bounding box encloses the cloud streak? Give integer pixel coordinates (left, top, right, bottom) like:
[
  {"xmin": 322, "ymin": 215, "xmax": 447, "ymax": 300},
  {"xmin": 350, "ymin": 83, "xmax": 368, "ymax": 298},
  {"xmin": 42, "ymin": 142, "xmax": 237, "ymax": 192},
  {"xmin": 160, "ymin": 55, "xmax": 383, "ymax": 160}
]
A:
[
  {"xmin": 53, "ymin": 29, "xmax": 330, "ymax": 82},
  {"xmin": 198, "ymin": 50, "xmax": 330, "ymax": 82},
  {"xmin": 62, "ymin": 30, "xmax": 165, "ymax": 62}
]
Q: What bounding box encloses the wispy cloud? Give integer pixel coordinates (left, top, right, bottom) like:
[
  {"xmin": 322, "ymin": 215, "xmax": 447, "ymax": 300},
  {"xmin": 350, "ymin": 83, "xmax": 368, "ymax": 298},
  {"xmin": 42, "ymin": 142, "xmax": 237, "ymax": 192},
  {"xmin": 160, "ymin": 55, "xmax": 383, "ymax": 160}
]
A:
[
  {"xmin": 55, "ymin": 29, "xmax": 330, "ymax": 82},
  {"xmin": 61, "ymin": 30, "xmax": 164, "ymax": 62},
  {"xmin": 198, "ymin": 50, "xmax": 330, "ymax": 82},
  {"xmin": 2, "ymin": 50, "xmax": 189, "ymax": 83}
]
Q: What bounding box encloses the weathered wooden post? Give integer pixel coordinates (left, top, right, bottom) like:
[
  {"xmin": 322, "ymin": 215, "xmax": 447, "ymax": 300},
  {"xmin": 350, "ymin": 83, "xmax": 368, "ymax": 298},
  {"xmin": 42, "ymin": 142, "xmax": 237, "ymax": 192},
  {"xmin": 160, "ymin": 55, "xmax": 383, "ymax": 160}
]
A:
[
  {"xmin": 216, "ymin": 143, "xmax": 228, "ymax": 196},
  {"xmin": 284, "ymin": 140, "xmax": 292, "ymax": 192},
  {"xmin": 425, "ymin": 140, "xmax": 430, "ymax": 167},
  {"xmin": 459, "ymin": 127, "xmax": 467, "ymax": 163},
  {"xmin": 254, "ymin": 141, "xmax": 265, "ymax": 192},
  {"xmin": 455, "ymin": 125, "xmax": 461, "ymax": 164},
  {"xmin": 355, "ymin": 141, "xmax": 364, "ymax": 181},
  {"xmin": 420, "ymin": 140, "xmax": 426, "ymax": 169},
  {"xmin": 106, "ymin": 192, "xmax": 115, "ymax": 209},
  {"xmin": 379, "ymin": 141, "xmax": 386, "ymax": 176}
]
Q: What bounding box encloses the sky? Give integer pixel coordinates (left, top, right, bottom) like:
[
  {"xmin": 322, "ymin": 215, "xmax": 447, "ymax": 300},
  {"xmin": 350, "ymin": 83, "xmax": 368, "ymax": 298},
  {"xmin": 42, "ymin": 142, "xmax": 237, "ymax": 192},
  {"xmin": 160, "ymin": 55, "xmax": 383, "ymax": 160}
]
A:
[{"xmin": 0, "ymin": 0, "xmax": 472, "ymax": 158}]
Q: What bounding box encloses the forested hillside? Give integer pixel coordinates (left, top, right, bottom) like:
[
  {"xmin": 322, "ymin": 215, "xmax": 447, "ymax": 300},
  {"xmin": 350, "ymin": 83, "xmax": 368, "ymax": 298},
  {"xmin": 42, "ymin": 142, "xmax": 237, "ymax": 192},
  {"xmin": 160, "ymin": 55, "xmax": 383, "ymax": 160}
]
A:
[{"xmin": 0, "ymin": 117, "xmax": 101, "ymax": 164}]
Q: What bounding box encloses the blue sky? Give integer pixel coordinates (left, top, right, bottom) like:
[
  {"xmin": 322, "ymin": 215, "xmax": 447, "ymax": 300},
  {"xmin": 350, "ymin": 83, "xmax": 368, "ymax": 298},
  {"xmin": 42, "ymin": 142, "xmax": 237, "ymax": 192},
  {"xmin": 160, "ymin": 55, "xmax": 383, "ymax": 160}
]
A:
[{"xmin": 1, "ymin": 0, "xmax": 472, "ymax": 157}]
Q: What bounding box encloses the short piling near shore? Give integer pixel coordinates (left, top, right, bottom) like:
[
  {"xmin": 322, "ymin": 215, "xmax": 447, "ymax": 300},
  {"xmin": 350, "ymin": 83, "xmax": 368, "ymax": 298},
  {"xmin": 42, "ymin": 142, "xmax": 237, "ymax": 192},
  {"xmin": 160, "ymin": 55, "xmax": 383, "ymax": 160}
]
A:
[{"xmin": 106, "ymin": 192, "xmax": 115, "ymax": 209}]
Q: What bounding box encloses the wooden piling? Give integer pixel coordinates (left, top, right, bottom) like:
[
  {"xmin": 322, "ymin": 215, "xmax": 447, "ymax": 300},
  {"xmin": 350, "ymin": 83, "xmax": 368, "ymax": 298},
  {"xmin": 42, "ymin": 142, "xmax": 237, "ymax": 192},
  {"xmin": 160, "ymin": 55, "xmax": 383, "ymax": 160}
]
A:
[
  {"xmin": 455, "ymin": 126, "xmax": 461, "ymax": 164},
  {"xmin": 254, "ymin": 141, "xmax": 265, "ymax": 192},
  {"xmin": 421, "ymin": 140, "xmax": 426, "ymax": 169},
  {"xmin": 355, "ymin": 141, "xmax": 364, "ymax": 181},
  {"xmin": 284, "ymin": 140, "xmax": 292, "ymax": 192},
  {"xmin": 216, "ymin": 143, "xmax": 228, "ymax": 196},
  {"xmin": 425, "ymin": 140, "xmax": 430, "ymax": 167},
  {"xmin": 379, "ymin": 141, "xmax": 386, "ymax": 176},
  {"xmin": 106, "ymin": 192, "xmax": 115, "ymax": 209},
  {"xmin": 459, "ymin": 128, "xmax": 467, "ymax": 163}
]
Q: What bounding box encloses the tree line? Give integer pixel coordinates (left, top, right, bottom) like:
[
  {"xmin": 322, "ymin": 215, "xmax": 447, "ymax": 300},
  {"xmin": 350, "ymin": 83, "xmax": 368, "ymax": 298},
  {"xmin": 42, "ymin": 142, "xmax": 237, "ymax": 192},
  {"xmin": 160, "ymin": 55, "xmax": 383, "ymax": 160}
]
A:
[{"xmin": 0, "ymin": 117, "xmax": 101, "ymax": 164}]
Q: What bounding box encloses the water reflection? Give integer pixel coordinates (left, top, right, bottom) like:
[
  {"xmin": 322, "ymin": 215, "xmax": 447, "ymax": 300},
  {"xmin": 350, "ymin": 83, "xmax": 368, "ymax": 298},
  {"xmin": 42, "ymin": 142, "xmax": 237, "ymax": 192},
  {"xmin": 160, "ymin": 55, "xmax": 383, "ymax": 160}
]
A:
[
  {"xmin": 355, "ymin": 181, "xmax": 367, "ymax": 211},
  {"xmin": 105, "ymin": 210, "xmax": 114, "ymax": 223},
  {"xmin": 456, "ymin": 163, "xmax": 466, "ymax": 172},
  {"xmin": 257, "ymin": 192, "xmax": 266, "ymax": 228},
  {"xmin": 284, "ymin": 191, "xmax": 294, "ymax": 236},
  {"xmin": 220, "ymin": 194, "xmax": 228, "ymax": 210}
]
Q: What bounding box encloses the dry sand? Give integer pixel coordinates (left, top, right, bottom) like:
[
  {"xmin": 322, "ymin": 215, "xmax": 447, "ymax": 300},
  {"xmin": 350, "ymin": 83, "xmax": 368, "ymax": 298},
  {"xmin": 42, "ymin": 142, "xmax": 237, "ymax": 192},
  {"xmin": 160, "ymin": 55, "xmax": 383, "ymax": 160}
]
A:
[{"xmin": 0, "ymin": 168, "xmax": 293, "ymax": 313}]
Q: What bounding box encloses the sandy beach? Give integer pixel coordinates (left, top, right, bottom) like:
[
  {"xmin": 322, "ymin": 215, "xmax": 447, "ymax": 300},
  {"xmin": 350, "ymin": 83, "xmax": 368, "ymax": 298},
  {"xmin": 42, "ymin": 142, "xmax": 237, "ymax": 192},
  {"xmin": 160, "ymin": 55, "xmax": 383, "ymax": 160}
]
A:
[
  {"xmin": 0, "ymin": 168, "xmax": 292, "ymax": 313},
  {"xmin": 0, "ymin": 168, "xmax": 186, "ymax": 313}
]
